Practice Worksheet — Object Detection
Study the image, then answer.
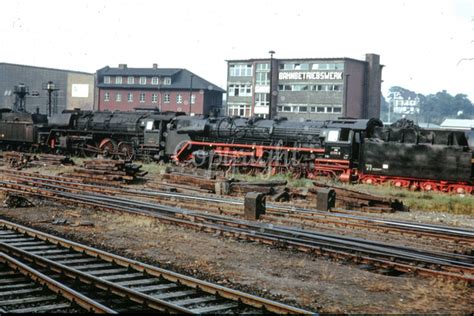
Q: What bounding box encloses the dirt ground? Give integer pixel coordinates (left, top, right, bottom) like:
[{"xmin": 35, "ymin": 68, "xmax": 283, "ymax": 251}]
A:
[{"xmin": 0, "ymin": 200, "xmax": 472, "ymax": 314}]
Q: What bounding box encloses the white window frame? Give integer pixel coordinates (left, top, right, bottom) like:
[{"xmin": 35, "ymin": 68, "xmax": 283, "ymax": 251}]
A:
[
  {"xmin": 127, "ymin": 76, "xmax": 134, "ymax": 84},
  {"xmin": 164, "ymin": 94, "xmax": 170, "ymax": 103},
  {"xmin": 104, "ymin": 92, "xmax": 110, "ymax": 102},
  {"xmin": 163, "ymin": 77, "xmax": 172, "ymax": 85},
  {"xmin": 176, "ymin": 94, "xmax": 183, "ymax": 104},
  {"xmin": 256, "ymin": 72, "xmax": 269, "ymax": 85},
  {"xmin": 151, "ymin": 77, "xmax": 159, "ymax": 85},
  {"xmin": 104, "ymin": 76, "xmax": 111, "ymax": 84},
  {"xmin": 255, "ymin": 93, "xmax": 269, "ymax": 107},
  {"xmin": 191, "ymin": 94, "xmax": 196, "ymax": 104},
  {"xmin": 228, "ymin": 84, "xmax": 252, "ymax": 97},
  {"xmin": 115, "ymin": 76, "xmax": 122, "ymax": 84},
  {"xmin": 139, "ymin": 93, "xmax": 146, "ymax": 103},
  {"xmin": 139, "ymin": 76, "xmax": 147, "ymax": 85},
  {"xmin": 127, "ymin": 92, "xmax": 133, "ymax": 102},
  {"xmin": 256, "ymin": 63, "xmax": 270, "ymax": 71},
  {"xmin": 229, "ymin": 64, "xmax": 253, "ymax": 77},
  {"xmin": 151, "ymin": 93, "xmax": 158, "ymax": 103},
  {"xmin": 116, "ymin": 93, "xmax": 122, "ymax": 102}
]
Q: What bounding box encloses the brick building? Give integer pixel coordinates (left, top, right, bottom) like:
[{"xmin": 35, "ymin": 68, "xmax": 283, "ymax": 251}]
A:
[
  {"xmin": 0, "ymin": 62, "xmax": 95, "ymax": 114},
  {"xmin": 96, "ymin": 64, "xmax": 224, "ymax": 115},
  {"xmin": 226, "ymin": 54, "xmax": 382, "ymax": 120}
]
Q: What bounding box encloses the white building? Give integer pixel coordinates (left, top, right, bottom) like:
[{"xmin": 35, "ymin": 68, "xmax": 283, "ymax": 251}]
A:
[{"xmin": 391, "ymin": 92, "xmax": 420, "ymax": 115}]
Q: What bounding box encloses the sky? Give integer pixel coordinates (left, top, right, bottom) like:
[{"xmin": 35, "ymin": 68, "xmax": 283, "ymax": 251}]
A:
[{"xmin": 1, "ymin": 0, "xmax": 473, "ymax": 100}]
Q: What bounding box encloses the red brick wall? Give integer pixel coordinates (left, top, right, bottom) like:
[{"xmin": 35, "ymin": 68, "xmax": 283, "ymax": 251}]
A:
[{"xmin": 98, "ymin": 89, "xmax": 205, "ymax": 114}]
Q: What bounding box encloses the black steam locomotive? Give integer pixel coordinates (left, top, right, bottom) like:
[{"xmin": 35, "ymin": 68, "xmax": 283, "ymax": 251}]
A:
[
  {"xmin": 0, "ymin": 109, "xmax": 183, "ymax": 160},
  {"xmin": 0, "ymin": 109, "xmax": 472, "ymax": 193},
  {"xmin": 166, "ymin": 116, "xmax": 473, "ymax": 193}
]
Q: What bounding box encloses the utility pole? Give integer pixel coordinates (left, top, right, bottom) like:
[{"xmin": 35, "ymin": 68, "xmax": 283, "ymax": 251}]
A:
[
  {"xmin": 268, "ymin": 50, "xmax": 276, "ymax": 119},
  {"xmin": 189, "ymin": 74, "xmax": 194, "ymax": 115}
]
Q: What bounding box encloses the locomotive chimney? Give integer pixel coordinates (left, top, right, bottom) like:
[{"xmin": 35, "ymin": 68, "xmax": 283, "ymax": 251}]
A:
[
  {"xmin": 118, "ymin": 64, "xmax": 127, "ymax": 69},
  {"xmin": 153, "ymin": 63, "xmax": 158, "ymax": 69}
]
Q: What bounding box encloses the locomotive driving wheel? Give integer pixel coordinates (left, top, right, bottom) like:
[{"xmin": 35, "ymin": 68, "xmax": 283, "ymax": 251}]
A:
[
  {"xmin": 99, "ymin": 138, "xmax": 117, "ymax": 158},
  {"xmin": 81, "ymin": 141, "xmax": 98, "ymax": 158},
  {"xmin": 117, "ymin": 142, "xmax": 135, "ymax": 161}
]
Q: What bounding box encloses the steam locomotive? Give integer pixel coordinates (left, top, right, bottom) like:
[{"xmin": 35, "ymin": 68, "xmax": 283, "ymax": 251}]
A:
[{"xmin": 0, "ymin": 109, "xmax": 472, "ymax": 193}]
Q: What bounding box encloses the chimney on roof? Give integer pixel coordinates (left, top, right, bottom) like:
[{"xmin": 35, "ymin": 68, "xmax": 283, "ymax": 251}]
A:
[
  {"xmin": 118, "ymin": 64, "xmax": 127, "ymax": 69},
  {"xmin": 153, "ymin": 63, "xmax": 158, "ymax": 69}
]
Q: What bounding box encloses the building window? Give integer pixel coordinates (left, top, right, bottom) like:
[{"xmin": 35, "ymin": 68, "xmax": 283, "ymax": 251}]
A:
[
  {"xmin": 317, "ymin": 106, "xmax": 325, "ymax": 113},
  {"xmin": 116, "ymin": 93, "xmax": 122, "ymax": 102},
  {"xmin": 139, "ymin": 77, "xmax": 146, "ymax": 85},
  {"xmin": 115, "ymin": 76, "xmax": 122, "ymax": 84},
  {"xmin": 312, "ymin": 63, "xmax": 344, "ymax": 70},
  {"xmin": 255, "ymin": 93, "xmax": 269, "ymax": 107},
  {"xmin": 294, "ymin": 63, "xmax": 309, "ymax": 70},
  {"xmin": 278, "ymin": 84, "xmax": 310, "ymax": 91},
  {"xmin": 139, "ymin": 93, "xmax": 146, "ymax": 103},
  {"xmin": 310, "ymin": 85, "xmax": 320, "ymax": 91},
  {"xmin": 333, "ymin": 107, "xmax": 342, "ymax": 113},
  {"xmin": 152, "ymin": 93, "xmax": 158, "ymax": 103},
  {"xmin": 104, "ymin": 76, "xmax": 111, "ymax": 84},
  {"xmin": 176, "ymin": 94, "xmax": 182, "ymax": 104},
  {"xmin": 279, "ymin": 63, "xmax": 310, "ymax": 70},
  {"xmin": 191, "ymin": 94, "xmax": 196, "ymax": 104},
  {"xmin": 163, "ymin": 77, "xmax": 171, "ymax": 85},
  {"xmin": 299, "ymin": 106, "xmax": 308, "ymax": 112},
  {"xmin": 256, "ymin": 63, "xmax": 270, "ymax": 71},
  {"xmin": 278, "ymin": 85, "xmax": 292, "ymax": 91},
  {"xmin": 164, "ymin": 94, "xmax": 170, "ymax": 103},
  {"xmin": 104, "ymin": 92, "xmax": 110, "ymax": 102},
  {"xmin": 128, "ymin": 92, "xmax": 133, "ymax": 102},
  {"xmin": 229, "ymin": 64, "xmax": 253, "ymax": 77},
  {"xmin": 228, "ymin": 84, "xmax": 252, "ymax": 97},
  {"xmin": 256, "ymin": 72, "xmax": 270, "ymax": 85},
  {"xmin": 127, "ymin": 76, "xmax": 134, "ymax": 84},
  {"xmin": 227, "ymin": 104, "xmax": 251, "ymax": 117},
  {"xmin": 151, "ymin": 77, "xmax": 159, "ymax": 85}
]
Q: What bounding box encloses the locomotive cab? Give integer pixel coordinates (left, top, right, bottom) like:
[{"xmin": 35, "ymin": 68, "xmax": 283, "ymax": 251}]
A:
[
  {"xmin": 143, "ymin": 119, "xmax": 162, "ymax": 146},
  {"xmin": 322, "ymin": 128, "xmax": 355, "ymax": 161}
]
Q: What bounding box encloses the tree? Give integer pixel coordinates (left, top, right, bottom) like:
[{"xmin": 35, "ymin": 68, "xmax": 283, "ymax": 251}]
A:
[{"xmin": 384, "ymin": 87, "xmax": 473, "ymax": 125}]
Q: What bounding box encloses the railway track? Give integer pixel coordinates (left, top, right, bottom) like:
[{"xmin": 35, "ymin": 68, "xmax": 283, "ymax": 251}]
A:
[
  {"xmin": 0, "ymin": 219, "xmax": 312, "ymax": 314},
  {"xmin": 1, "ymin": 170, "xmax": 473, "ymax": 247},
  {"xmin": 0, "ymin": 252, "xmax": 111, "ymax": 313},
  {"xmin": 0, "ymin": 173, "xmax": 473, "ymax": 283}
]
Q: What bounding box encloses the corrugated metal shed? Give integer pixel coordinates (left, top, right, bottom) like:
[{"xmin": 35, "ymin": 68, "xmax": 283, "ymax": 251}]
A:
[{"xmin": 440, "ymin": 119, "xmax": 474, "ymax": 130}]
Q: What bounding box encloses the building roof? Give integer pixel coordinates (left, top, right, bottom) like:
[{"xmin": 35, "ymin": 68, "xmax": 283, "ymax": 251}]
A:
[
  {"xmin": 97, "ymin": 66, "xmax": 225, "ymax": 93},
  {"xmin": 0, "ymin": 62, "xmax": 94, "ymax": 76},
  {"xmin": 226, "ymin": 57, "xmax": 368, "ymax": 64},
  {"xmin": 440, "ymin": 119, "xmax": 474, "ymax": 129}
]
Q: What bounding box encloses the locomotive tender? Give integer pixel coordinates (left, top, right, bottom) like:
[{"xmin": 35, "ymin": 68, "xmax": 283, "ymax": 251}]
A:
[{"xmin": 0, "ymin": 109, "xmax": 472, "ymax": 193}]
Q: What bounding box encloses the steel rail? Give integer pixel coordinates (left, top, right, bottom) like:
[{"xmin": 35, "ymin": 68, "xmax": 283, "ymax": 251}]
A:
[
  {"xmin": 0, "ymin": 243, "xmax": 201, "ymax": 314},
  {"xmin": 0, "ymin": 181, "xmax": 472, "ymax": 283},
  {"xmin": 1, "ymin": 178, "xmax": 472, "ymax": 270},
  {"xmin": 2, "ymin": 170, "xmax": 472, "ymax": 240},
  {"xmin": 2, "ymin": 170, "xmax": 472, "ymax": 241},
  {"xmin": 32, "ymin": 183, "xmax": 472, "ymax": 267},
  {"xmin": 0, "ymin": 251, "xmax": 116, "ymax": 314},
  {"xmin": 0, "ymin": 219, "xmax": 313, "ymax": 315},
  {"xmin": 73, "ymin": 191, "xmax": 474, "ymax": 267},
  {"xmin": 1, "ymin": 179, "xmax": 472, "ymax": 272}
]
